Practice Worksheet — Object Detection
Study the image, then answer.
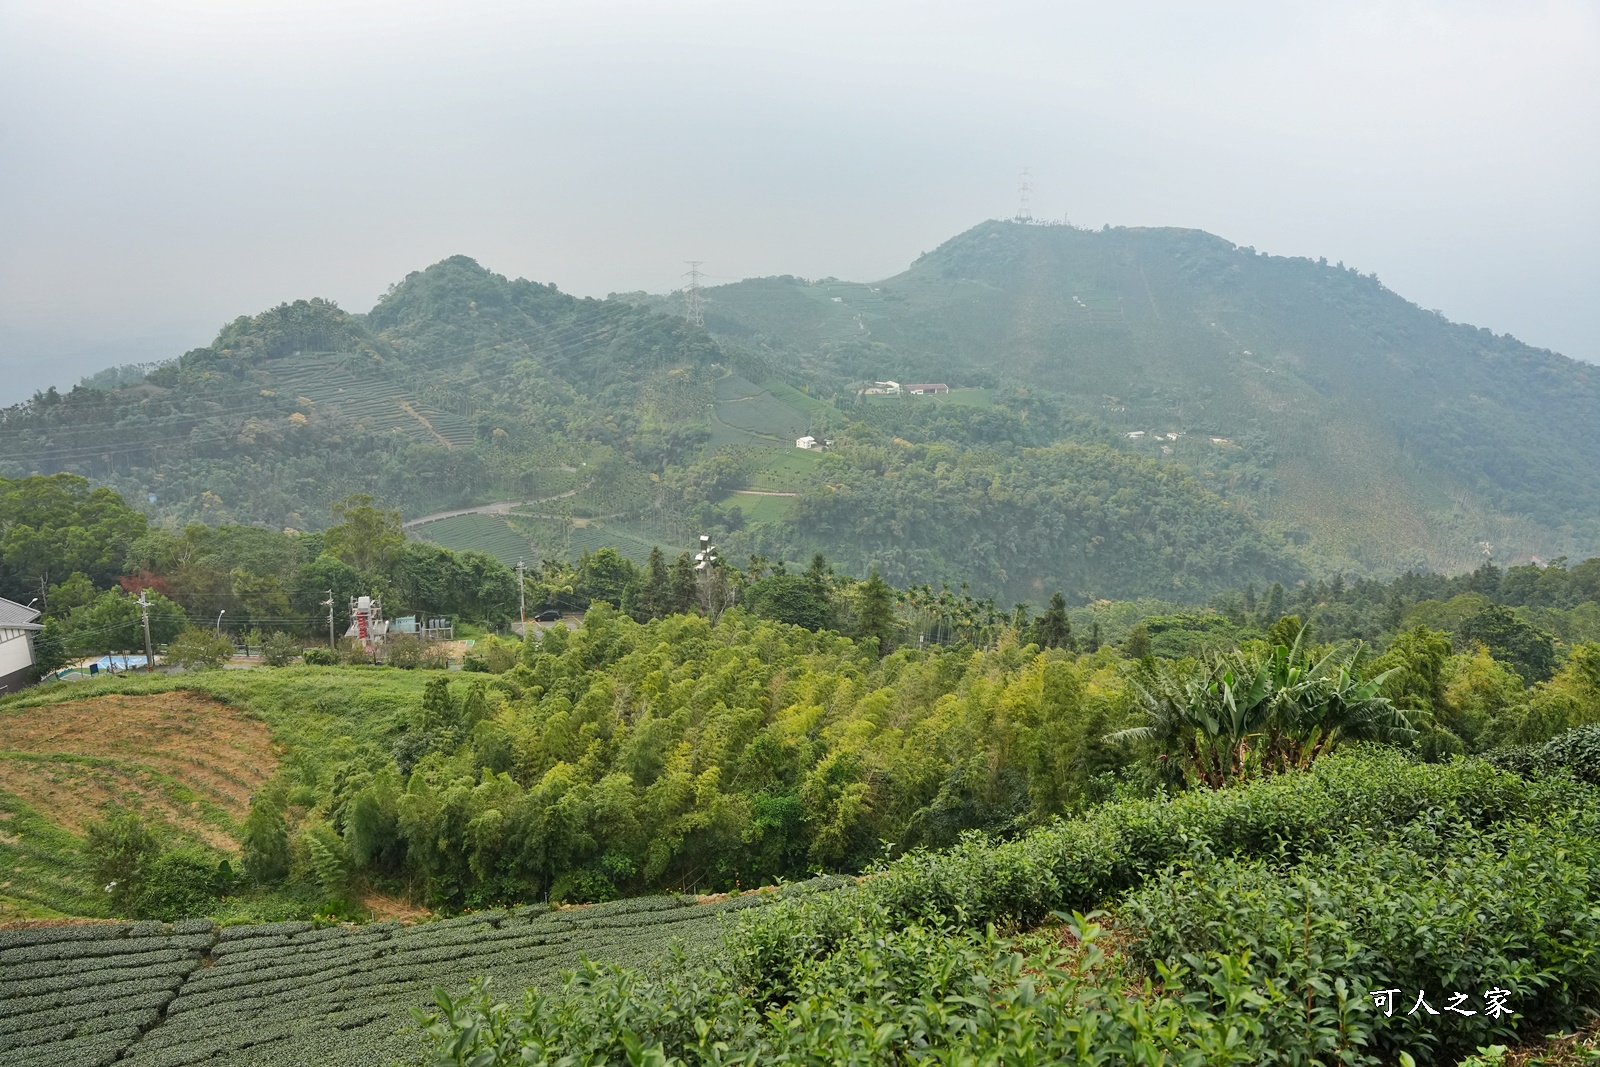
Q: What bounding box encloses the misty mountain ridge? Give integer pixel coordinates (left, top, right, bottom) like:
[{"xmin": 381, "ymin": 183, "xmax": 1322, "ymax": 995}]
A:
[
  {"xmin": 4, "ymin": 219, "xmax": 1598, "ymax": 602},
  {"xmin": 698, "ymin": 221, "xmax": 1600, "ymax": 574}
]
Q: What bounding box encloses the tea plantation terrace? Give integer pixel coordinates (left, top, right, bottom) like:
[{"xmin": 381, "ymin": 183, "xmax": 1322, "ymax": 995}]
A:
[{"xmin": 0, "ymin": 879, "xmax": 847, "ymax": 1067}]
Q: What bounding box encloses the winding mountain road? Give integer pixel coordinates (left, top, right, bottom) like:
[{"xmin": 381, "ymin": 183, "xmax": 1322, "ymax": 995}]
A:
[{"xmin": 403, "ymin": 489, "xmax": 579, "ymax": 530}]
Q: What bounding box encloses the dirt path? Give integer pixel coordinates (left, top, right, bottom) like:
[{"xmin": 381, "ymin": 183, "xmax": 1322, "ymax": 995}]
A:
[
  {"xmin": 731, "ymin": 489, "xmax": 798, "ymax": 497},
  {"xmin": 398, "ymin": 400, "xmax": 454, "ymax": 449},
  {"xmin": 403, "ymin": 489, "xmax": 580, "ymax": 530}
]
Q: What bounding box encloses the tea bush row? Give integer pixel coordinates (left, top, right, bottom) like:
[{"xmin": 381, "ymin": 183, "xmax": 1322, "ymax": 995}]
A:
[
  {"xmin": 727, "ymin": 747, "xmax": 1545, "ymax": 993},
  {"xmin": 1486, "ymin": 723, "xmax": 1600, "ymax": 784},
  {"xmin": 0, "ymin": 920, "xmax": 214, "ymax": 1067},
  {"xmin": 0, "ymin": 875, "xmax": 854, "ymax": 1065},
  {"xmin": 1124, "ymin": 805, "xmax": 1600, "ymax": 1063}
]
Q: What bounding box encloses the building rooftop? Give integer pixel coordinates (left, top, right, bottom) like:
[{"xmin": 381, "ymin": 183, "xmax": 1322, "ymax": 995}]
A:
[{"xmin": 0, "ymin": 597, "xmax": 42, "ymax": 629}]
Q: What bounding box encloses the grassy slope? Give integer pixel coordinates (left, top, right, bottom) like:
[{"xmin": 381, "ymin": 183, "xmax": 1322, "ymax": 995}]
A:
[{"xmin": 0, "ymin": 669, "xmax": 432, "ymax": 920}]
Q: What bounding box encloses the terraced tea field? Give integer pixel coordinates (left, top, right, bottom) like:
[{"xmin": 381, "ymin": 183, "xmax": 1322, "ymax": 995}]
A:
[
  {"xmin": 759, "ymin": 378, "xmax": 832, "ymax": 417},
  {"xmin": 561, "ymin": 520, "xmax": 676, "ymax": 564},
  {"xmin": 711, "ymin": 374, "xmax": 811, "ymax": 442},
  {"xmin": 1, "ymin": 881, "xmax": 843, "ymax": 1067},
  {"xmin": 725, "ymin": 491, "xmax": 797, "ymax": 523},
  {"xmin": 264, "ymin": 353, "xmax": 475, "ymax": 448},
  {"xmin": 409, "ymin": 514, "xmax": 540, "ymax": 568}
]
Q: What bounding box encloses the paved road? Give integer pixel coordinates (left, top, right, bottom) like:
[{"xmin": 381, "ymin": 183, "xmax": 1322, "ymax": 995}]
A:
[{"xmin": 403, "ymin": 489, "xmax": 579, "ymax": 530}]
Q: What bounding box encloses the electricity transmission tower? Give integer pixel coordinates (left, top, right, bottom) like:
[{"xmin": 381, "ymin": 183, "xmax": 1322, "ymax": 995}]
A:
[
  {"xmin": 1014, "ymin": 167, "xmax": 1033, "ymax": 223},
  {"xmin": 682, "ymin": 261, "xmax": 706, "ymax": 327}
]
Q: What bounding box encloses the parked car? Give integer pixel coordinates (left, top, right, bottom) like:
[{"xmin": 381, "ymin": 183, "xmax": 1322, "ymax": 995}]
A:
[{"xmin": 532, "ymin": 609, "xmax": 562, "ymax": 622}]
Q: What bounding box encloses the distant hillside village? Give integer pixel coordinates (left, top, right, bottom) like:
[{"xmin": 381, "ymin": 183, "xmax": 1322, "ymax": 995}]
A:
[{"xmin": 859, "ymin": 380, "xmax": 950, "ymax": 396}]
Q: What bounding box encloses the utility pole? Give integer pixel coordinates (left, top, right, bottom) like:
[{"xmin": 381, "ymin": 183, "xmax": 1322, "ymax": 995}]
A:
[
  {"xmin": 682, "ymin": 261, "xmax": 706, "ymax": 327},
  {"xmin": 137, "ymin": 591, "xmax": 155, "ymax": 673},
  {"xmin": 324, "ymin": 590, "xmax": 335, "ymax": 649},
  {"xmin": 516, "ymin": 559, "xmax": 526, "ymax": 631},
  {"xmin": 1015, "ymin": 167, "xmax": 1033, "ymax": 223}
]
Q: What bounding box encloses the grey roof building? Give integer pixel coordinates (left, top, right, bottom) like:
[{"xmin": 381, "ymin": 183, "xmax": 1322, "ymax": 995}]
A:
[{"xmin": 0, "ymin": 596, "xmax": 43, "ymax": 695}]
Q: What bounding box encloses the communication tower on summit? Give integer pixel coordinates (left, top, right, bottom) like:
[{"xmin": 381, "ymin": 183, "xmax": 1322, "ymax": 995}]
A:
[
  {"xmin": 1014, "ymin": 167, "xmax": 1033, "ymax": 223},
  {"xmin": 682, "ymin": 261, "xmax": 707, "ymax": 327}
]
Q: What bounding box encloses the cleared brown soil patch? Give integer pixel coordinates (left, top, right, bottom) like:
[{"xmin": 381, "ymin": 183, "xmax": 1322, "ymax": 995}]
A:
[
  {"xmin": 0, "ymin": 693, "xmax": 276, "ymax": 850},
  {"xmin": 360, "ymin": 889, "xmax": 430, "ymax": 923}
]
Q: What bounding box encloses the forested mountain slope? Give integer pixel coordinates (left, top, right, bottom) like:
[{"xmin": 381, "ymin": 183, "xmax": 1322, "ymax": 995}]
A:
[
  {"xmin": 0, "ymin": 253, "xmax": 1307, "ymax": 602},
  {"xmin": 703, "ymin": 221, "xmax": 1600, "ymax": 574},
  {"xmin": 6, "ymin": 220, "xmax": 1596, "ymax": 602},
  {"xmin": 0, "ymin": 257, "xmax": 718, "ymax": 531}
]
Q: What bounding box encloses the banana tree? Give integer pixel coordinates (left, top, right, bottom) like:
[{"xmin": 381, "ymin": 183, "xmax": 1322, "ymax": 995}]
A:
[{"xmin": 1112, "ymin": 629, "xmax": 1413, "ymax": 788}]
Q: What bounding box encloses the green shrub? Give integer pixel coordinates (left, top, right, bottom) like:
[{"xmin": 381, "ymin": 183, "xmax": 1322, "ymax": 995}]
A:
[
  {"xmin": 300, "ymin": 824, "xmax": 349, "ymax": 897},
  {"xmin": 462, "ymin": 635, "xmax": 517, "ymax": 674},
  {"xmin": 261, "ymin": 631, "xmax": 302, "ymax": 666},
  {"xmin": 1124, "ymin": 806, "xmax": 1600, "ymax": 1063},
  {"xmin": 419, "ymin": 915, "xmax": 1292, "ymax": 1067},
  {"xmin": 85, "ymin": 811, "xmax": 161, "ymax": 912},
  {"xmin": 302, "ymin": 646, "xmax": 338, "ymax": 666},
  {"xmin": 386, "ymin": 633, "xmax": 426, "ymax": 669},
  {"xmin": 164, "ymin": 627, "xmax": 236, "ymax": 670},
  {"xmin": 130, "ymin": 848, "xmax": 219, "ymax": 920},
  {"xmin": 241, "ymin": 798, "xmax": 291, "ymax": 885}
]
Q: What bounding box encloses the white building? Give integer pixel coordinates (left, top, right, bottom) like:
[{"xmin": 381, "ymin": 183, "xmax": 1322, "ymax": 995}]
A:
[
  {"xmin": 0, "ymin": 597, "xmax": 42, "ymax": 695},
  {"xmin": 796, "ymin": 435, "xmax": 819, "ymax": 450}
]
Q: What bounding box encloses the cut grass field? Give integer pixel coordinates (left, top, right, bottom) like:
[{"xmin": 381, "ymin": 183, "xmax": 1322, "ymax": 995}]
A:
[
  {"xmin": 0, "ymin": 693, "xmax": 272, "ymax": 846},
  {"xmin": 0, "ymin": 693, "xmax": 277, "ymax": 921},
  {"xmin": 942, "ymin": 387, "xmax": 993, "ymax": 406},
  {"xmin": 0, "ymin": 670, "xmax": 436, "ymax": 921},
  {"xmin": 0, "ymin": 794, "xmax": 99, "ymax": 922}
]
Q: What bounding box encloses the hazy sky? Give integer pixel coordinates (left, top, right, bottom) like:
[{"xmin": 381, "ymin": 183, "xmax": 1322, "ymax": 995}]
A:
[{"xmin": 2, "ymin": 0, "xmax": 1597, "ymax": 402}]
